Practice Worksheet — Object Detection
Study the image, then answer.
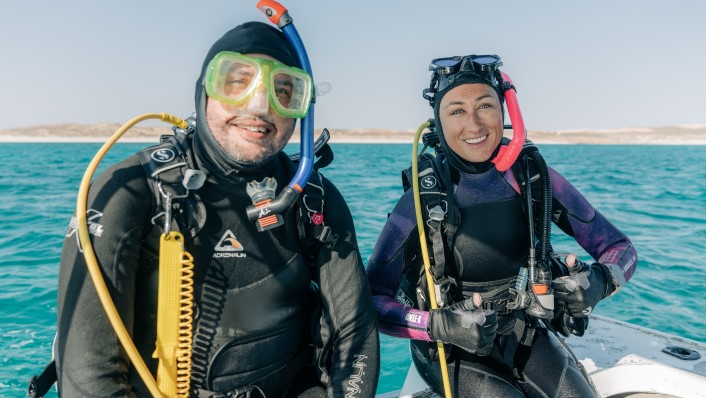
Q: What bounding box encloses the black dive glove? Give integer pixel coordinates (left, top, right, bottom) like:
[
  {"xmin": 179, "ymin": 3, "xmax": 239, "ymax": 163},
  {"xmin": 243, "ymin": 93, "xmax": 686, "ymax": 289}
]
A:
[
  {"xmin": 552, "ymin": 256, "xmax": 615, "ymax": 318},
  {"xmin": 428, "ymin": 294, "xmax": 498, "ymax": 356}
]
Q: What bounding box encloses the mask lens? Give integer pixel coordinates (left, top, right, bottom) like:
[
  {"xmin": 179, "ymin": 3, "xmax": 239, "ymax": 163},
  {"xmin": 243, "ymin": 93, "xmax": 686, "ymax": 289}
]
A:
[
  {"xmin": 268, "ymin": 67, "xmax": 311, "ymax": 118},
  {"xmin": 433, "ymin": 57, "xmax": 460, "ymax": 67},
  {"xmin": 435, "ymin": 59, "xmax": 459, "ymax": 67},
  {"xmin": 223, "ymin": 62, "xmax": 257, "ymax": 98},
  {"xmin": 272, "ymin": 72, "xmax": 307, "ymax": 110},
  {"xmin": 205, "ymin": 52, "xmax": 312, "ymax": 117},
  {"xmin": 205, "ymin": 53, "xmax": 260, "ymax": 105},
  {"xmin": 472, "ymin": 55, "xmax": 498, "ymax": 65}
]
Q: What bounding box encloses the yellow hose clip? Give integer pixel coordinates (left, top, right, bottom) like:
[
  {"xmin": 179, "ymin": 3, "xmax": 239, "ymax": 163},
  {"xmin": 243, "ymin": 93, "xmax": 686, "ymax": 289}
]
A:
[
  {"xmin": 153, "ymin": 231, "xmax": 194, "ymax": 398},
  {"xmin": 412, "ymin": 121, "xmax": 453, "ymax": 398}
]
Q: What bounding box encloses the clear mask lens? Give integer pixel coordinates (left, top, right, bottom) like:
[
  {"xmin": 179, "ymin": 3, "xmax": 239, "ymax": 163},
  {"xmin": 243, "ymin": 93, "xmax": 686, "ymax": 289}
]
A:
[
  {"xmin": 269, "ymin": 68, "xmax": 311, "ymax": 116},
  {"xmin": 205, "ymin": 52, "xmax": 312, "ymax": 118}
]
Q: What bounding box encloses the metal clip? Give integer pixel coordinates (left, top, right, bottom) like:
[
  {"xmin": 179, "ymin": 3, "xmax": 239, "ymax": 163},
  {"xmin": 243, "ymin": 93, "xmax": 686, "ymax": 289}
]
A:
[
  {"xmin": 157, "ymin": 182, "xmax": 173, "ymax": 234},
  {"xmin": 428, "ymin": 204, "xmax": 446, "ymax": 221},
  {"xmin": 303, "ymin": 172, "xmax": 325, "ymax": 214},
  {"xmin": 317, "ymin": 225, "xmax": 339, "ymax": 248},
  {"xmin": 426, "ymin": 201, "xmax": 447, "ymax": 229}
]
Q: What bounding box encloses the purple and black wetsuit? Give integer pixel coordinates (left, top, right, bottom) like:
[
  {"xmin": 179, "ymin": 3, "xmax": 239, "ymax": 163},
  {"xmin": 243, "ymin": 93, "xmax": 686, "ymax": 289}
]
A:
[{"xmin": 366, "ymin": 157, "xmax": 637, "ymax": 397}]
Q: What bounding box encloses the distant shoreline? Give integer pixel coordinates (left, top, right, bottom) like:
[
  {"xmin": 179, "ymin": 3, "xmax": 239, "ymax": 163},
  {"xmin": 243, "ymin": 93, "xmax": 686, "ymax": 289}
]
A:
[{"xmin": 1, "ymin": 123, "xmax": 706, "ymax": 145}]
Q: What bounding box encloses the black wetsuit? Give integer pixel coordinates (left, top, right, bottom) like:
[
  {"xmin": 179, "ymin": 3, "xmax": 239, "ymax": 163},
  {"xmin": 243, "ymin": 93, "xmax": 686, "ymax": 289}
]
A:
[
  {"xmin": 366, "ymin": 157, "xmax": 637, "ymax": 397},
  {"xmin": 56, "ymin": 141, "xmax": 379, "ymax": 397}
]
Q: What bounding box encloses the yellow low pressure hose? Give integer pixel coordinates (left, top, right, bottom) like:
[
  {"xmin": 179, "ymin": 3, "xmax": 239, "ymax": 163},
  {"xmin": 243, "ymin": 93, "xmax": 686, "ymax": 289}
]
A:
[
  {"xmin": 412, "ymin": 121, "xmax": 453, "ymax": 398},
  {"xmin": 76, "ymin": 113, "xmax": 189, "ymax": 398}
]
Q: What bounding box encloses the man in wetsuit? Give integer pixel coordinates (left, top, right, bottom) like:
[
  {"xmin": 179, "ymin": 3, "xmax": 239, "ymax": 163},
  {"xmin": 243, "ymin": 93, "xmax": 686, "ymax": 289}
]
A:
[
  {"xmin": 366, "ymin": 54, "xmax": 637, "ymax": 397},
  {"xmin": 55, "ymin": 22, "xmax": 379, "ymax": 397}
]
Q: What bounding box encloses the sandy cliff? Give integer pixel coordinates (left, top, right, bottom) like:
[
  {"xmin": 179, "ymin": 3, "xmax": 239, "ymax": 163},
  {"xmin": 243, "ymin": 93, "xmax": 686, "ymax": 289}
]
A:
[{"xmin": 1, "ymin": 123, "xmax": 705, "ymax": 144}]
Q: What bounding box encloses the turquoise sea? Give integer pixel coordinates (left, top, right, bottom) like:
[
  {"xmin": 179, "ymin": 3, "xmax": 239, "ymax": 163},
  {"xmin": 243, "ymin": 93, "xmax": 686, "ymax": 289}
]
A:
[{"xmin": 2, "ymin": 142, "xmax": 706, "ymax": 396}]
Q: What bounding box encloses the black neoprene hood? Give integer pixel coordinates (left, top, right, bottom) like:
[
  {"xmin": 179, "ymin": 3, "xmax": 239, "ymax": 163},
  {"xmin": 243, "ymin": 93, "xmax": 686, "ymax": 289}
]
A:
[
  {"xmin": 192, "ymin": 21, "xmax": 300, "ymax": 174},
  {"xmin": 195, "ymin": 21, "xmax": 299, "ymax": 107}
]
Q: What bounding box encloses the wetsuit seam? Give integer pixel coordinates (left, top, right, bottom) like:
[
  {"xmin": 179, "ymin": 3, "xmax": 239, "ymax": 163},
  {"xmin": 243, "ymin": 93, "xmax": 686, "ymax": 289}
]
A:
[
  {"xmin": 455, "ymin": 195, "xmax": 517, "ymax": 210},
  {"xmin": 565, "ymin": 205, "xmax": 597, "ymax": 224},
  {"xmin": 225, "ymin": 251, "xmax": 302, "ymax": 294},
  {"xmin": 554, "ymin": 355, "xmax": 570, "ymax": 398}
]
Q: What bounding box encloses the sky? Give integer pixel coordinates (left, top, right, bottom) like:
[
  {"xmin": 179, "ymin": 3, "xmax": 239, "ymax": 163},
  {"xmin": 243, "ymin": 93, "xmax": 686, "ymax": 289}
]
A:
[{"xmin": 2, "ymin": 1, "xmax": 706, "ymax": 132}]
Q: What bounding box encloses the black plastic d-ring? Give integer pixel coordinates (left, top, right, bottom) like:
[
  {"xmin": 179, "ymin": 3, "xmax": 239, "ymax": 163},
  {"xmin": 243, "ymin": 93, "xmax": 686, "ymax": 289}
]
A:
[{"xmin": 662, "ymin": 345, "xmax": 701, "ymax": 360}]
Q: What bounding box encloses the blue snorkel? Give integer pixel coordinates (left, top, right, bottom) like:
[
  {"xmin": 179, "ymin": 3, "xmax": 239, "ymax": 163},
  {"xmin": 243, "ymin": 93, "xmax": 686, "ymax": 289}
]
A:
[{"xmin": 245, "ymin": 0, "xmax": 315, "ymax": 228}]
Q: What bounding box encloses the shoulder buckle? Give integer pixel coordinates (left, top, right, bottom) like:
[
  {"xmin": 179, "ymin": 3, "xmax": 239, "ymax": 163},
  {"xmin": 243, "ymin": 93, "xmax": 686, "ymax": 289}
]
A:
[{"xmin": 138, "ymin": 132, "xmax": 207, "ymax": 237}]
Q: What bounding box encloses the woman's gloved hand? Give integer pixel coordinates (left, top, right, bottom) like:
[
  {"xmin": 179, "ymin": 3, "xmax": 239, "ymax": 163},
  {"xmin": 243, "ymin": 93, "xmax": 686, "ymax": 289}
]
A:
[
  {"xmin": 551, "ymin": 254, "xmax": 615, "ymax": 318},
  {"xmin": 428, "ymin": 293, "xmax": 498, "ymax": 356}
]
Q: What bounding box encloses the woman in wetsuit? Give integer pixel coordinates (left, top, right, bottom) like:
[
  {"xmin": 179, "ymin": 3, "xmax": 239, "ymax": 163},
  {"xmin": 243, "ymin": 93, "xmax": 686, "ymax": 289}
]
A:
[{"xmin": 366, "ymin": 54, "xmax": 637, "ymax": 397}]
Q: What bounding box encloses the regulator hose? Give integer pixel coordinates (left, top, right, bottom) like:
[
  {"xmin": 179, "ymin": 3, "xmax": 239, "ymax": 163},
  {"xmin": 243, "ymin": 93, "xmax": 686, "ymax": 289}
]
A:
[{"xmin": 524, "ymin": 146, "xmax": 553, "ymax": 267}]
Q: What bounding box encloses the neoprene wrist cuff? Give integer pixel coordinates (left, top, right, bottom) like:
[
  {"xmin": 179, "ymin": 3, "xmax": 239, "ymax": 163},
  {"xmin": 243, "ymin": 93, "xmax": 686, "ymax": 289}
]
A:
[
  {"xmin": 406, "ymin": 308, "xmax": 432, "ymax": 341},
  {"xmin": 592, "ymin": 262, "xmax": 616, "ymax": 298}
]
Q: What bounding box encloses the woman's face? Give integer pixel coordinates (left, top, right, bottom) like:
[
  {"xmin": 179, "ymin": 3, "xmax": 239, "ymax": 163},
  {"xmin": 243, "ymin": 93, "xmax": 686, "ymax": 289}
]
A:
[{"xmin": 439, "ymin": 83, "xmax": 504, "ymax": 163}]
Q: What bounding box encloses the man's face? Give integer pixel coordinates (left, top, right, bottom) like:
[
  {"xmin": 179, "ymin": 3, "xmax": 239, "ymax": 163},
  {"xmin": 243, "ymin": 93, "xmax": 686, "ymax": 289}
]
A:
[
  {"xmin": 205, "ymin": 53, "xmax": 296, "ymax": 164},
  {"xmin": 439, "ymin": 83, "xmax": 504, "ymax": 163}
]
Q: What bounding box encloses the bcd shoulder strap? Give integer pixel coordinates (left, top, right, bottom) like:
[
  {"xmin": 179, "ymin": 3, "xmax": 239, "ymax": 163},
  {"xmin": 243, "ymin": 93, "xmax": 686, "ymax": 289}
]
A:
[
  {"xmin": 401, "ymin": 153, "xmax": 460, "ymax": 306},
  {"xmin": 293, "ymin": 130, "xmax": 339, "ymax": 266},
  {"xmin": 290, "ymin": 131, "xmax": 341, "ymax": 383},
  {"xmin": 509, "ymin": 140, "xmax": 544, "ymax": 213},
  {"xmin": 137, "ymin": 133, "xmax": 207, "ymax": 239}
]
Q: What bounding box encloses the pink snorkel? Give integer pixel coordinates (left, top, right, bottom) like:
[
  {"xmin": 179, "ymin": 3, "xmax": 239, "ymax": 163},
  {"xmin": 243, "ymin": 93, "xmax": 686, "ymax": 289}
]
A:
[{"xmin": 491, "ymin": 71, "xmax": 526, "ymax": 172}]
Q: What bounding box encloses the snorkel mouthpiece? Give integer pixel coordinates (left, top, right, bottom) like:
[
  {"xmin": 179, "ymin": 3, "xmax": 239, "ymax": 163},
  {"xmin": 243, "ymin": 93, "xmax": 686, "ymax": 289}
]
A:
[
  {"xmin": 246, "ymin": 0, "xmax": 315, "ymax": 230},
  {"xmin": 246, "ymin": 177, "xmax": 278, "ymax": 203},
  {"xmin": 246, "ymin": 177, "xmax": 287, "ymax": 231}
]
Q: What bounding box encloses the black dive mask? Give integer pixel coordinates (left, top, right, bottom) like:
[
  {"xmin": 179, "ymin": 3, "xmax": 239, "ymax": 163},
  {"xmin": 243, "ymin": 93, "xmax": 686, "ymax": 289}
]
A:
[{"xmin": 423, "ymin": 54, "xmax": 504, "ymax": 107}]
